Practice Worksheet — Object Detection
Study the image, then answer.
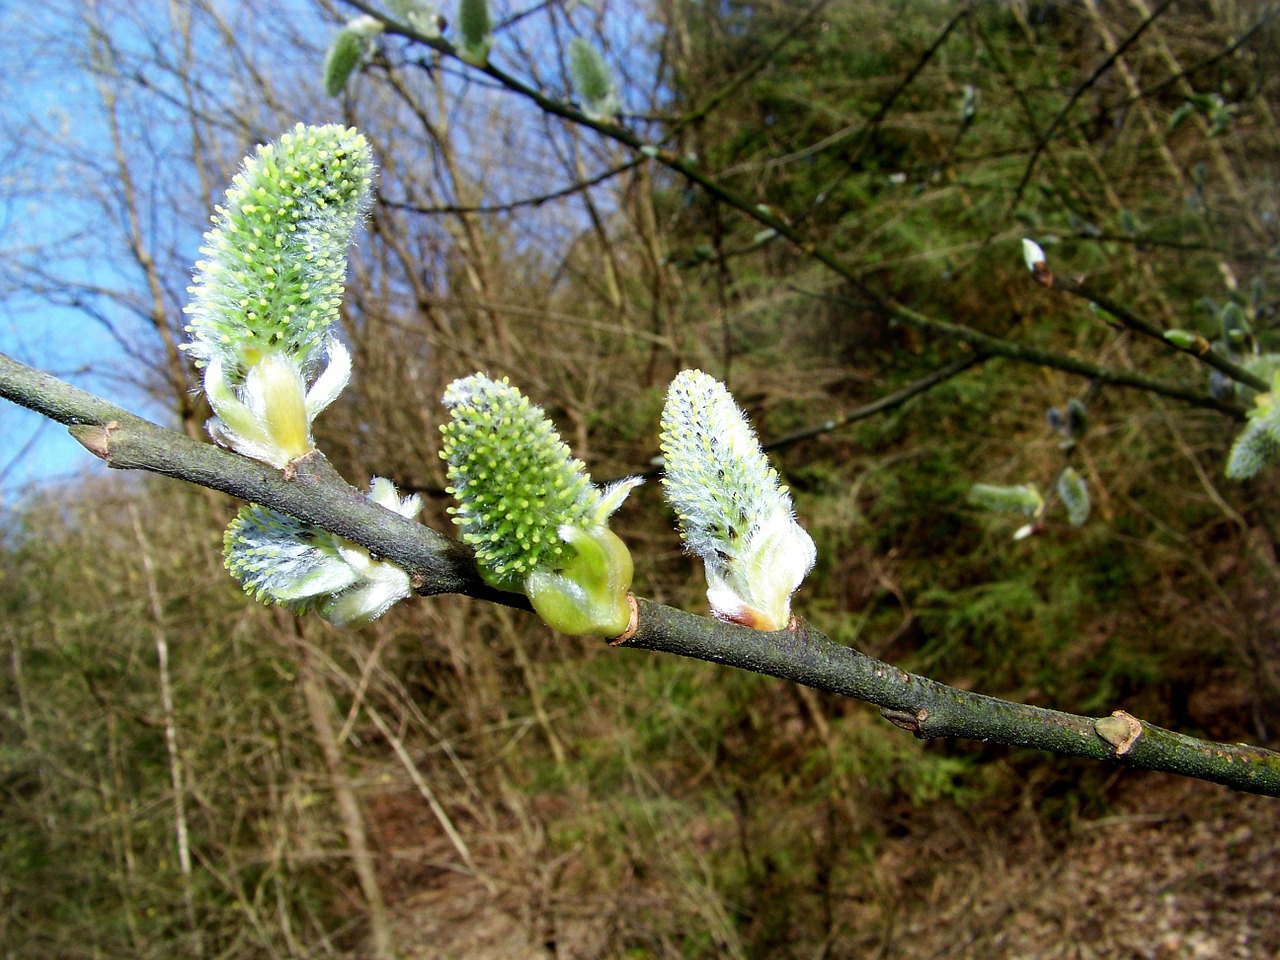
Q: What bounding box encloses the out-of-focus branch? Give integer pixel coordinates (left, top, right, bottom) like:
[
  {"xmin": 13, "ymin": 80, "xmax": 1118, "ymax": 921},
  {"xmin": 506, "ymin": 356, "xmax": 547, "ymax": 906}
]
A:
[
  {"xmin": 1054, "ymin": 277, "xmax": 1269, "ymax": 392},
  {"xmin": 342, "ymin": 0, "xmax": 1244, "ymax": 422},
  {"xmin": 378, "ymin": 157, "xmax": 642, "ymax": 216},
  {"xmin": 1004, "ymin": 0, "xmax": 1178, "ymax": 218},
  {"xmin": 4, "ymin": 350, "xmax": 1280, "ymax": 797},
  {"xmin": 808, "ymin": 290, "xmax": 1247, "ymax": 418}
]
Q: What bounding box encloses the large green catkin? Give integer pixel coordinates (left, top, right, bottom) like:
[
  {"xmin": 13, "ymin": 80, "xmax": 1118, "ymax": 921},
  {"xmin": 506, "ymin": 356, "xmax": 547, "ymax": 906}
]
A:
[
  {"xmin": 439, "ymin": 374, "xmax": 599, "ymax": 585},
  {"xmin": 661, "ymin": 370, "xmax": 789, "ymax": 560},
  {"xmin": 660, "ymin": 369, "xmax": 815, "ymax": 630},
  {"xmin": 183, "ymin": 124, "xmax": 374, "ymax": 374}
]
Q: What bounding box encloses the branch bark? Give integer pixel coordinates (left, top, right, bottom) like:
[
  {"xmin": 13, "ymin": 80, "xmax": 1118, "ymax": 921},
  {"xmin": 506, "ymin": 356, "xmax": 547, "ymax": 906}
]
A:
[{"xmin": 4, "ymin": 350, "xmax": 1279, "ymax": 797}]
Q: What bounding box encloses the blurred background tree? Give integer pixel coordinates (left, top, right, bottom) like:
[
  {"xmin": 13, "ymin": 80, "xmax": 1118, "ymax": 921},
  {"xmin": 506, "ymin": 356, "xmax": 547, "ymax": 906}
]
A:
[{"xmin": 3, "ymin": 1, "xmax": 1280, "ymax": 956}]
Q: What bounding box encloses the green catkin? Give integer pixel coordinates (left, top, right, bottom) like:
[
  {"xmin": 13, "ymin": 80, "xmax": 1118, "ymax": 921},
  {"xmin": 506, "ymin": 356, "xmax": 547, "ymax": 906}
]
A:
[
  {"xmin": 439, "ymin": 373, "xmax": 638, "ymax": 636},
  {"xmin": 457, "ymin": 0, "xmax": 491, "ymax": 65},
  {"xmin": 968, "ymin": 483, "xmax": 1043, "ymax": 517},
  {"xmin": 223, "ymin": 479, "xmax": 420, "ymax": 626},
  {"xmin": 439, "ymin": 374, "xmax": 599, "ymax": 586},
  {"xmin": 183, "ymin": 123, "xmax": 373, "ymax": 375},
  {"xmin": 660, "ymin": 369, "xmax": 815, "ymax": 630},
  {"xmin": 224, "ymin": 505, "xmax": 355, "ymax": 609},
  {"xmin": 568, "ymin": 38, "xmax": 615, "ymax": 116},
  {"xmin": 1227, "ymin": 373, "xmax": 1280, "ymax": 479},
  {"xmin": 322, "ymin": 27, "xmax": 364, "ymax": 96},
  {"xmin": 1057, "ymin": 467, "xmax": 1091, "ymax": 527}
]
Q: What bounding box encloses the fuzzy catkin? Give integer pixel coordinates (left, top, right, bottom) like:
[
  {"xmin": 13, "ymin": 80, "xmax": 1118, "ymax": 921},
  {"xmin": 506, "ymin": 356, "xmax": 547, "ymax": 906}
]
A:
[
  {"xmin": 660, "ymin": 369, "xmax": 790, "ymax": 562},
  {"xmin": 440, "ymin": 374, "xmax": 599, "ymax": 583},
  {"xmin": 183, "ymin": 123, "xmax": 373, "ymax": 373}
]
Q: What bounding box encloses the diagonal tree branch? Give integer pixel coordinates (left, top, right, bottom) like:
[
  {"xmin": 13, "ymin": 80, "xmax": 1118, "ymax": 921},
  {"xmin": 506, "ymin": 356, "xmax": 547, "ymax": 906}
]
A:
[{"xmin": 4, "ymin": 349, "xmax": 1279, "ymax": 797}]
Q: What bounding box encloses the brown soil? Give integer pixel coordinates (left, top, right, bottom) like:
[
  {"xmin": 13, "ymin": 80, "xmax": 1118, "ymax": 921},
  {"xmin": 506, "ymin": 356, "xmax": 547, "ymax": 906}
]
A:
[
  {"xmin": 378, "ymin": 773, "xmax": 1280, "ymax": 959},
  {"xmin": 858, "ymin": 776, "xmax": 1280, "ymax": 960}
]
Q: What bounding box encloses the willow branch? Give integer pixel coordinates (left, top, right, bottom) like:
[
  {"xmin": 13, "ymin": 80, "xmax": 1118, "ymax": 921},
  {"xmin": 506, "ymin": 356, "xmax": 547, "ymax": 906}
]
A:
[
  {"xmin": 0, "ymin": 353, "xmax": 521, "ymax": 607},
  {"xmin": 4, "ymin": 350, "xmax": 1279, "ymax": 796},
  {"xmin": 1053, "ymin": 277, "xmax": 1269, "ymax": 392},
  {"xmin": 809, "ymin": 291, "xmax": 1247, "ymax": 418},
  {"xmin": 622, "ymin": 603, "xmax": 1280, "ymax": 796}
]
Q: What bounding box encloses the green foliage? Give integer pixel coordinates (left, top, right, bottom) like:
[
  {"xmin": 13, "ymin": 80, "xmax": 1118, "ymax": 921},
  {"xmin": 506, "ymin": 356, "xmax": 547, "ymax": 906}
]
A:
[{"xmin": 1, "ymin": 481, "xmax": 340, "ymax": 959}]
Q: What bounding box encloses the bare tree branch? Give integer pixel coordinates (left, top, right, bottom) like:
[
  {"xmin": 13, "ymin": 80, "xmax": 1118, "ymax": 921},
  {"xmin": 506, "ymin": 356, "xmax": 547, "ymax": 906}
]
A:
[{"xmin": 4, "ymin": 349, "xmax": 1279, "ymax": 797}]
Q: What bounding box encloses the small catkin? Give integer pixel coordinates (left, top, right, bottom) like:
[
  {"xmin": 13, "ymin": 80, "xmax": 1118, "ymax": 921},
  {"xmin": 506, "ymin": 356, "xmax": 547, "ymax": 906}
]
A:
[
  {"xmin": 568, "ymin": 38, "xmax": 614, "ymax": 115},
  {"xmin": 323, "ymin": 27, "xmax": 364, "ymax": 96},
  {"xmin": 968, "ymin": 483, "xmax": 1043, "ymax": 517},
  {"xmin": 1056, "ymin": 467, "xmax": 1091, "ymax": 527}
]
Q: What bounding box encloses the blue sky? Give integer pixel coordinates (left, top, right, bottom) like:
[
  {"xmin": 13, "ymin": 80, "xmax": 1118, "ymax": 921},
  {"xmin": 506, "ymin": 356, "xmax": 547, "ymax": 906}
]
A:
[
  {"xmin": 0, "ymin": 0, "xmax": 662, "ymax": 508},
  {"xmin": 0, "ymin": 0, "xmax": 326, "ymax": 505},
  {"xmin": 0, "ymin": 2, "xmax": 120, "ymax": 501}
]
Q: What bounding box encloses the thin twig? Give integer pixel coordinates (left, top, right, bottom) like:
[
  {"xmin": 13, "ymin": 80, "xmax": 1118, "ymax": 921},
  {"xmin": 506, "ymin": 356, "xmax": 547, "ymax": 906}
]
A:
[
  {"xmin": 1003, "ymin": 0, "xmax": 1178, "ymax": 219},
  {"xmin": 1054, "ymin": 277, "xmax": 1268, "ymax": 392}
]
